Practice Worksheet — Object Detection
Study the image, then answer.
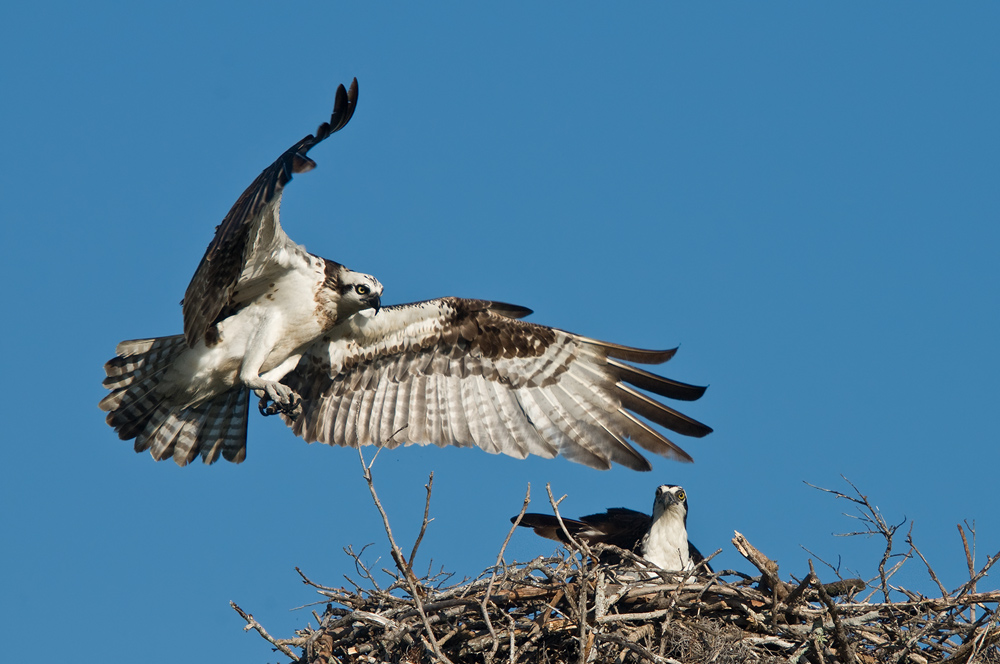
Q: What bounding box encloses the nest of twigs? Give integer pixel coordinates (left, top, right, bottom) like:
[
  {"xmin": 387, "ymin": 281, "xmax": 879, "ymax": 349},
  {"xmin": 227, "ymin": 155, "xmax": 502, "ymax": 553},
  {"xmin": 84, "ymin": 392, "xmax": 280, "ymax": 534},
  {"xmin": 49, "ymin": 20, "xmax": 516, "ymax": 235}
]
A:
[{"xmin": 232, "ymin": 458, "xmax": 1000, "ymax": 664}]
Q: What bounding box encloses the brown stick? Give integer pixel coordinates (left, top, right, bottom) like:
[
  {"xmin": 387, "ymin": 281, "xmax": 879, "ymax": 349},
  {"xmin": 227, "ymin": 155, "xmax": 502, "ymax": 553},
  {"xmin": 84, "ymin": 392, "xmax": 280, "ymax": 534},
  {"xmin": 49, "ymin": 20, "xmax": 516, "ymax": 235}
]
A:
[
  {"xmin": 958, "ymin": 522, "xmax": 976, "ymax": 622},
  {"xmin": 483, "ymin": 483, "xmax": 532, "ymax": 661},
  {"xmin": 731, "ymin": 530, "xmax": 791, "ymax": 601},
  {"xmin": 408, "ymin": 472, "xmax": 435, "ymax": 568},
  {"xmin": 357, "ymin": 447, "xmax": 454, "ymax": 664},
  {"xmin": 809, "ymin": 560, "xmax": 858, "ymax": 664},
  {"xmin": 230, "ymin": 601, "xmax": 299, "ymax": 660},
  {"xmin": 909, "ymin": 531, "xmax": 948, "ymax": 598}
]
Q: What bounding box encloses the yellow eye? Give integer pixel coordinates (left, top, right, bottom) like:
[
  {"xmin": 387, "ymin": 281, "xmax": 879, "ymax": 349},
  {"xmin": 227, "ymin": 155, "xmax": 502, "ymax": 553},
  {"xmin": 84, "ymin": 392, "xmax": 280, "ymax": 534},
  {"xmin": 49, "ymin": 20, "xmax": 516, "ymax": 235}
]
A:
[
  {"xmin": 355, "ymin": 285, "xmax": 370, "ymax": 295},
  {"xmin": 677, "ymin": 491, "xmax": 685, "ymax": 502}
]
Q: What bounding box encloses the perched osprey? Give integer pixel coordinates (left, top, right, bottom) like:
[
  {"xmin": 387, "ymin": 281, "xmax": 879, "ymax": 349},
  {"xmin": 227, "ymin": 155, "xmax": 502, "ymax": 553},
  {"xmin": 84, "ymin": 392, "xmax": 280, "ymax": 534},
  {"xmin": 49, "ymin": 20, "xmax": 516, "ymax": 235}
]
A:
[
  {"xmin": 514, "ymin": 485, "xmax": 710, "ymax": 572},
  {"xmin": 100, "ymin": 79, "xmax": 713, "ymax": 470}
]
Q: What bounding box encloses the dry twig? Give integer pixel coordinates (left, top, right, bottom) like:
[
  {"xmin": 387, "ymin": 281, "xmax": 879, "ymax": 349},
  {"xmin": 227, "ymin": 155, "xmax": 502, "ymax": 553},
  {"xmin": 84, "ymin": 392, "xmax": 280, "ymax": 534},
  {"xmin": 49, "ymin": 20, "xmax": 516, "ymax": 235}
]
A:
[{"xmin": 230, "ymin": 476, "xmax": 999, "ymax": 664}]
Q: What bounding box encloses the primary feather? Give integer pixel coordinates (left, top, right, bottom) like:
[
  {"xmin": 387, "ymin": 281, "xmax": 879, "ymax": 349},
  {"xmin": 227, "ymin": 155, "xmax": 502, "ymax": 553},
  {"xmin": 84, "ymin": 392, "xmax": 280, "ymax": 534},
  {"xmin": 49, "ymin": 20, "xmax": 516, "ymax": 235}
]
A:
[{"xmin": 100, "ymin": 80, "xmax": 712, "ymax": 469}]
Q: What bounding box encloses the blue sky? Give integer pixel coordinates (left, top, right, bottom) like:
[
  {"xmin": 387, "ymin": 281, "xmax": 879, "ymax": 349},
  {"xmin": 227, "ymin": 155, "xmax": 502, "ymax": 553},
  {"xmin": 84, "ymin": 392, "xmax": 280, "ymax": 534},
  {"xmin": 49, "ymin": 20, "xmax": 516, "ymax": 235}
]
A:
[{"xmin": 2, "ymin": 3, "xmax": 998, "ymax": 662}]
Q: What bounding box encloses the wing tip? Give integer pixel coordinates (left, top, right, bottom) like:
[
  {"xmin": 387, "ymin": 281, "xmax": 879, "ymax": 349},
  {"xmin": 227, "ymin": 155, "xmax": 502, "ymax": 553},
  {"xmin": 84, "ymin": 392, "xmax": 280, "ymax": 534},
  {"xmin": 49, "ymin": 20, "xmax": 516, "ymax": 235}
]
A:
[
  {"xmin": 606, "ymin": 345, "xmax": 679, "ymax": 364},
  {"xmin": 322, "ymin": 77, "xmax": 359, "ymax": 138},
  {"xmin": 490, "ymin": 301, "xmax": 533, "ymax": 319}
]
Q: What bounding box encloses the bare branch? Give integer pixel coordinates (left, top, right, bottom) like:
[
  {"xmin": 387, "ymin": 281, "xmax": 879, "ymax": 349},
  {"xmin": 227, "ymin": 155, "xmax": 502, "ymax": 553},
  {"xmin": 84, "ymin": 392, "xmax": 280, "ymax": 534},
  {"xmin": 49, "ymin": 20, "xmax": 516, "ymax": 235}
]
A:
[
  {"xmin": 958, "ymin": 522, "xmax": 976, "ymax": 623},
  {"xmin": 232, "ymin": 476, "xmax": 1000, "ymax": 664},
  {"xmin": 408, "ymin": 472, "xmax": 435, "ymax": 568},
  {"xmin": 809, "ymin": 559, "xmax": 858, "ymax": 664},
  {"xmin": 545, "ymin": 483, "xmax": 593, "ymax": 562},
  {"xmin": 230, "ymin": 601, "xmax": 298, "ymax": 660},
  {"xmin": 356, "ymin": 446, "xmax": 454, "ymax": 664},
  {"xmin": 909, "ymin": 530, "xmax": 948, "ymax": 598},
  {"xmin": 482, "ymin": 483, "xmax": 531, "ymax": 662}
]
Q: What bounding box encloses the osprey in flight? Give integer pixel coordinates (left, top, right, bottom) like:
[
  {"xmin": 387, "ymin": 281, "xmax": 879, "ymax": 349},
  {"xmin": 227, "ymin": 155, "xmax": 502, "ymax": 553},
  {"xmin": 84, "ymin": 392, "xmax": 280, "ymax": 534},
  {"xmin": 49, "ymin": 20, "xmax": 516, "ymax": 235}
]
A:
[
  {"xmin": 514, "ymin": 485, "xmax": 710, "ymax": 571},
  {"xmin": 100, "ymin": 79, "xmax": 712, "ymax": 470}
]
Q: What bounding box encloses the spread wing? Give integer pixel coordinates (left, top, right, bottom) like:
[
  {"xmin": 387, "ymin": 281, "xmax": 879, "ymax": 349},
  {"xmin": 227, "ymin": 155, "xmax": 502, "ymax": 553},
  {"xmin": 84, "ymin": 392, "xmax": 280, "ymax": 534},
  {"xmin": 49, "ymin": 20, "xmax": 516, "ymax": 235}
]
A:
[
  {"xmin": 182, "ymin": 79, "xmax": 359, "ymax": 346},
  {"xmin": 515, "ymin": 507, "xmax": 652, "ymax": 551},
  {"xmin": 282, "ymin": 296, "xmax": 712, "ymax": 471}
]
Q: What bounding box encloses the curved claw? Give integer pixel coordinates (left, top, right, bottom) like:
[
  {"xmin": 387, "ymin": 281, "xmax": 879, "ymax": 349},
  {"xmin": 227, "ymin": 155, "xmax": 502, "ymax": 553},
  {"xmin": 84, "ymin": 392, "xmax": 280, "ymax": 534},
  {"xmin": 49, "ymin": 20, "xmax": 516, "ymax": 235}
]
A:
[
  {"xmin": 258, "ymin": 395, "xmax": 281, "ymax": 417},
  {"xmin": 256, "ymin": 386, "xmax": 302, "ymax": 419}
]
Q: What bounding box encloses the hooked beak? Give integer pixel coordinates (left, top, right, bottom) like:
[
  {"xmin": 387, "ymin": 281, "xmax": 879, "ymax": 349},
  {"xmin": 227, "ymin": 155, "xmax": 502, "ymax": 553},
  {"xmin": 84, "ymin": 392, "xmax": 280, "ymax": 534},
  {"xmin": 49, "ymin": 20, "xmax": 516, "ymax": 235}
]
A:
[
  {"xmin": 365, "ymin": 294, "xmax": 381, "ymax": 315},
  {"xmin": 657, "ymin": 490, "xmax": 678, "ymax": 508}
]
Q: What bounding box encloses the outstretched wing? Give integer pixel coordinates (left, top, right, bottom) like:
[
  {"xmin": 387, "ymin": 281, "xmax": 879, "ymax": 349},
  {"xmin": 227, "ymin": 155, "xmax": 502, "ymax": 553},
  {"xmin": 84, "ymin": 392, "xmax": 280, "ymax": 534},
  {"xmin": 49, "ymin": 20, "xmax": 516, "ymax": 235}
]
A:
[
  {"xmin": 182, "ymin": 79, "xmax": 359, "ymax": 346},
  {"xmin": 515, "ymin": 507, "xmax": 652, "ymax": 551},
  {"xmin": 282, "ymin": 296, "xmax": 712, "ymax": 470}
]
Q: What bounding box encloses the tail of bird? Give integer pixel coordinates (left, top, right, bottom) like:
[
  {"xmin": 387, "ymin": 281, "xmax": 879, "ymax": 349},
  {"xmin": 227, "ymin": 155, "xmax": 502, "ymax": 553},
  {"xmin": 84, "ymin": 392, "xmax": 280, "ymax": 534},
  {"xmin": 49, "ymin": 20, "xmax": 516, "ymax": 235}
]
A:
[{"xmin": 99, "ymin": 336, "xmax": 249, "ymax": 465}]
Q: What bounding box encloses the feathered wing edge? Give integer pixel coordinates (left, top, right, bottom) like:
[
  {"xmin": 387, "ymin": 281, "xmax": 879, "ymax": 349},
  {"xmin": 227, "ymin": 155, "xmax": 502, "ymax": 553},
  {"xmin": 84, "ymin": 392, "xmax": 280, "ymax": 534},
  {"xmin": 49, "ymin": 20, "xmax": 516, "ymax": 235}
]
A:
[
  {"xmin": 513, "ymin": 508, "xmax": 652, "ymax": 550},
  {"xmin": 282, "ymin": 297, "xmax": 712, "ymax": 471},
  {"xmin": 182, "ymin": 79, "xmax": 359, "ymax": 346}
]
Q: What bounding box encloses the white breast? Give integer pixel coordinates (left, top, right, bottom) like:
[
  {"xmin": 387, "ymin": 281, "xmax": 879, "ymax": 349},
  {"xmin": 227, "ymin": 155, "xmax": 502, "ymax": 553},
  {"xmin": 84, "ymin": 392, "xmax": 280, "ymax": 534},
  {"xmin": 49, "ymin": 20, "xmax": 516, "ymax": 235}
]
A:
[
  {"xmin": 641, "ymin": 509, "xmax": 692, "ymax": 571},
  {"xmin": 160, "ymin": 253, "xmax": 327, "ymax": 405}
]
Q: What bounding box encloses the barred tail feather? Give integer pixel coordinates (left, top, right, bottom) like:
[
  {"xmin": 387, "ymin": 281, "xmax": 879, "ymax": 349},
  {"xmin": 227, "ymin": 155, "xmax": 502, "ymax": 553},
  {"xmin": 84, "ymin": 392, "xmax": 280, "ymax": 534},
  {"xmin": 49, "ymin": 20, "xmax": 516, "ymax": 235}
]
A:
[
  {"xmin": 99, "ymin": 335, "xmax": 249, "ymax": 465},
  {"xmin": 100, "ymin": 336, "xmax": 186, "ymax": 438},
  {"xmin": 137, "ymin": 390, "xmax": 249, "ymax": 466},
  {"xmin": 102, "ymin": 337, "xmax": 188, "ymax": 391}
]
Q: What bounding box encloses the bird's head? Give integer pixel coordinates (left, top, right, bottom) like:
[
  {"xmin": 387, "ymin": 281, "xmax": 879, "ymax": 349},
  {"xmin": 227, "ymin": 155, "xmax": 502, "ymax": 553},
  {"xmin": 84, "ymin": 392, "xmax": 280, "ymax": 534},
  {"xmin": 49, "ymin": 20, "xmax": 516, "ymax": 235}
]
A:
[
  {"xmin": 338, "ymin": 270, "xmax": 383, "ymax": 317},
  {"xmin": 651, "ymin": 484, "xmax": 688, "ymax": 526}
]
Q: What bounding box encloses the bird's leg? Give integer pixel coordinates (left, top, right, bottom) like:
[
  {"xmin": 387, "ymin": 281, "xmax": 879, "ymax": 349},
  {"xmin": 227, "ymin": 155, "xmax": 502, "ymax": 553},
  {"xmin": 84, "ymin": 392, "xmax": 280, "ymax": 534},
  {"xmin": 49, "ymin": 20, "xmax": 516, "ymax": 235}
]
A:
[{"xmin": 241, "ymin": 351, "xmax": 304, "ymax": 419}]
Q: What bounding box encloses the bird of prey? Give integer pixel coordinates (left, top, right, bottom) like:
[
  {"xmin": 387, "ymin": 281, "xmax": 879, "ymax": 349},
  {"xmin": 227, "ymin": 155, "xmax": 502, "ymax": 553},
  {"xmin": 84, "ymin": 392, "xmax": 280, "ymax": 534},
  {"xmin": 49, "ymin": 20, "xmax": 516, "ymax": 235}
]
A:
[
  {"xmin": 100, "ymin": 79, "xmax": 713, "ymax": 470},
  {"xmin": 514, "ymin": 485, "xmax": 710, "ymax": 572}
]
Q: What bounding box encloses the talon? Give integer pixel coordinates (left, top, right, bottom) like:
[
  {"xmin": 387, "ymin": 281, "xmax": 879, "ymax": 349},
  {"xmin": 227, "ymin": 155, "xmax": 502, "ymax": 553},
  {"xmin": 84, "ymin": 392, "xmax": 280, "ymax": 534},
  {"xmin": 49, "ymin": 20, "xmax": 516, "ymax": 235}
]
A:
[
  {"xmin": 256, "ymin": 388, "xmax": 301, "ymax": 418},
  {"xmin": 257, "ymin": 395, "xmax": 280, "ymax": 417},
  {"xmin": 280, "ymin": 393, "xmax": 302, "ymax": 420}
]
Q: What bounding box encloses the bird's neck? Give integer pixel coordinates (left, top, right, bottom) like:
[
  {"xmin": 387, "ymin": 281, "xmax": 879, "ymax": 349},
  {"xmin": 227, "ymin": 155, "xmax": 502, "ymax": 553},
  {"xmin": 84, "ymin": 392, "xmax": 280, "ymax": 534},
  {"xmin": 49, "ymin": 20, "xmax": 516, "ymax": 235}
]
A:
[{"xmin": 642, "ymin": 508, "xmax": 691, "ymax": 571}]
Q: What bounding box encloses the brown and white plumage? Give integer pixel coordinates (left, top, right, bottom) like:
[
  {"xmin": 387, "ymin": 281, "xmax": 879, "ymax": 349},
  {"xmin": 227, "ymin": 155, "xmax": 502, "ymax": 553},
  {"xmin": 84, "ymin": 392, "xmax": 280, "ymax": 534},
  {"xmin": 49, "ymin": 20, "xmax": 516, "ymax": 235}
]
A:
[
  {"xmin": 182, "ymin": 79, "xmax": 362, "ymax": 348},
  {"xmin": 282, "ymin": 298, "xmax": 711, "ymax": 471},
  {"xmin": 514, "ymin": 485, "xmax": 711, "ymax": 571},
  {"xmin": 101, "ymin": 79, "xmax": 383, "ymax": 465},
  {"xmin": 101, "ymin": 78, "xmax": 713, "ymax": 469},
  {"xmin": 101, "ymin": 335, "xmax": 250, "ymax": 463}
]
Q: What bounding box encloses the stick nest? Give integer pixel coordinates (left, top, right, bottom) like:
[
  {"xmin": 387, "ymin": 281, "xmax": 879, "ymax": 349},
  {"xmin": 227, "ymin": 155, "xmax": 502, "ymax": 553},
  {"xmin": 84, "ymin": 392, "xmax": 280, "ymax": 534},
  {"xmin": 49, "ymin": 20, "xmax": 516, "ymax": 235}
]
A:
[{"xmin": 232, "ymin": 464, "xmax": 1000, "ymax": 664}]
